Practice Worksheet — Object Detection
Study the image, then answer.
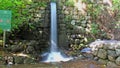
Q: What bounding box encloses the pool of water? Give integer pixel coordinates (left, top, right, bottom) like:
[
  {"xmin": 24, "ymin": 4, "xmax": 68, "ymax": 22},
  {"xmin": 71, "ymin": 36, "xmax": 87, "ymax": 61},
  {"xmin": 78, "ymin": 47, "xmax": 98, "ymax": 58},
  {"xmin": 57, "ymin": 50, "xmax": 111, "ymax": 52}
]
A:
[
  {"xmin": 0, "ymin": 60, "xmax": 106, "ymax": 68},
  {"xmin": 0, "ymin": 63, "xmax": 58, "ymax": 68}
]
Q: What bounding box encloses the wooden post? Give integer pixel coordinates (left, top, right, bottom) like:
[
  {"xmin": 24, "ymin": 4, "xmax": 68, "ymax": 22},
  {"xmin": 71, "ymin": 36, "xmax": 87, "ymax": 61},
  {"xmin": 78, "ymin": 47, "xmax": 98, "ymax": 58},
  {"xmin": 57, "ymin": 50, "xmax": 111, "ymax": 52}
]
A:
[{"xmin": 3, "ymin": 30, "xmax": 6, "ymax": 48}]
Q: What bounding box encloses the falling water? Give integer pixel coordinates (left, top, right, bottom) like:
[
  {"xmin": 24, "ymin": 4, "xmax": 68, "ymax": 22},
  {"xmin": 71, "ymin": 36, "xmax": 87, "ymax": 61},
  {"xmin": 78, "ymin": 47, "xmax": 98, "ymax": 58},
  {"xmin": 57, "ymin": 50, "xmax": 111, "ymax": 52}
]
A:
[
  {"xmin": 44, "ymin": 2, "xmax": 72, "ymax": 62},
  {"xmin": 50, "ymin": 2, "xmax": 58, "ymax": 52}
]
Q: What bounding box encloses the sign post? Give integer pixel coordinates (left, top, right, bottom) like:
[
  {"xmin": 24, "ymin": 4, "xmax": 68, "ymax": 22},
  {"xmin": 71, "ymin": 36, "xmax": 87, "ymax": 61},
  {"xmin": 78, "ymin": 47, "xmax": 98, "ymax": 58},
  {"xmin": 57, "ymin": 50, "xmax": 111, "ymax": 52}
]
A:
[
  {"xmin": 0, "ymin": 10, "xmax": 11, "ymax": 47},
  {"xmin": 3, "ymin": 30, "xmax": 6, "ymax": 48}
]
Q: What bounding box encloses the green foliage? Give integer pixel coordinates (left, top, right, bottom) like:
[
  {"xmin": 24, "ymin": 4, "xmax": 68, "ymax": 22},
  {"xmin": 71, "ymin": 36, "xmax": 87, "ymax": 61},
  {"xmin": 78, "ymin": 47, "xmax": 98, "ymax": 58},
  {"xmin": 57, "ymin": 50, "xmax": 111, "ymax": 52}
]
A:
[
  {"xmin": 87, "ymin": 3, "xmax": 102, "ymax": 19},
  {"xmin": 65, "ymin": 0, "xmax": 75, "ymax": 7},
  {"xmin": 38, "ymin": 2, "xmax": 47, "ymax": 7},
  {"xmin": 0, "ymin": 0, "xmax": 47, "ymax": 34},
  {"xmin": 65, "ymin": 15, "xmax": 72, "ymax": 21},
  {"xmin": 0, "ymin": 0, "xmax": 32, "ymax": 30},
  {"xmin": 82, "ymin": 0, "xmax": 92, "ymax": 3},
  {"xmin": 90, "ymin": 23, "xmax": 100, "ymax": 34},
  {"xmin": 51, "ymin": 0, "xmax": 56, "ymax": 2},
  {"xmin": 112, "ymin": 0, "xmax": 120, "ymax": 10}
]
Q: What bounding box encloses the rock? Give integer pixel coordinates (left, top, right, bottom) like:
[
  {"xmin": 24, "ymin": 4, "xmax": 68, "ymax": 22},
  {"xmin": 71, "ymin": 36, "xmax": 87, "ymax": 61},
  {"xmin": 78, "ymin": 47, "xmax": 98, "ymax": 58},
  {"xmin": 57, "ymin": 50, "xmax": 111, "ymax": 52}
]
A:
[
  {"xmin": 24, "ymin": 58, "xmax": 35, "ymax": 64},
  {"xmin": 3, "ymin": 56, "xmax": 15, "ymax": 65},
  {"xmin": 103, "ymin": 43, "xmax": 110, "ymax": 49},
  {"xmin": 14, "ymin": 56, "xmax": 24, "ymax": 64},
  {"xmin": 116, "ymin": 49, "xmax": 120, "ymax": 56},
  {"xmin": 108, "ymin": 45, "xmax": 116, "ymax": 50},
  {"xmin": 89, "ymin": 40, "xmax": 104, "ymax": 51},
  {"xmin": 116, "ymin": 43, "xmax": 120, "ymax": 49},
  {"xmin": 71, "ymin": 20, "xmax": 76, "ymax": 25},
  {"xmin": 98, "ymin": 59, "xmax": 108, "ymax": 65},
  {"xmin": 82, "ymin": 53, "xmax": 94, "ymax": 59},
  {"xmin": 116, "ymin": 56, "xmax": 120, "ymax": 65},
  {"xmin": 73, "ymin": 15, "xmax": 78, "ymax": 19},
  {"xmin": 81, "ymin": 47, "xmax": 92, "ymax": 53},
  {"xmin": 77, "ymin": 55, "xmax": 86, "ymax": 59},
  {"xmin": 26, "ymin": 40, "xmax": 38, "ymax": 46},
  {"xmin": 97, "ymin": 49, "xmax": 107, "ymax": 59},
  {"xmin": 64, "ymin": 10, "xmax": 69, "ymax": 14},
  {"xmin": 108, "ymin": 55, "xmax": 116, "ymax": 62},
  {"xmin": 107, "ymin": 50, "xmax": 116, "ymax": 62},
  {"xmin": 108, "ymin": 50, "xmax": 116, "ymax": 55},
  {"xmin": 10, "ymin": 44, "xmax": 24, "ymax": 52},
  {"xmin": 107, "ymin": 61, "xmax": 119, "ymax": 68},
  {"xmin": 92, "ymin": 50, "xmax": 98, "ymax": 56},
  {"xmin": 94, "ymin": 57, "xmax": 99, "ymax": 61},
  {"xmin": 75, "ymin": 39, "xmax": 80, "ymax": 45},
  {"xmin": 26, "ymin": 46, "xmax": 35, "ymax": 54}
]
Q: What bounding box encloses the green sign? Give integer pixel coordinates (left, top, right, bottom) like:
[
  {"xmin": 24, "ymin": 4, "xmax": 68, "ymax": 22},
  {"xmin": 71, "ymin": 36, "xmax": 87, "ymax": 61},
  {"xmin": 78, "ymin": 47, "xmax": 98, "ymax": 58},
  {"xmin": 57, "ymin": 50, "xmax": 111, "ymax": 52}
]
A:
[{"xmin": 0, "ymin": 10, "xmax": 11, "ymax": 30}]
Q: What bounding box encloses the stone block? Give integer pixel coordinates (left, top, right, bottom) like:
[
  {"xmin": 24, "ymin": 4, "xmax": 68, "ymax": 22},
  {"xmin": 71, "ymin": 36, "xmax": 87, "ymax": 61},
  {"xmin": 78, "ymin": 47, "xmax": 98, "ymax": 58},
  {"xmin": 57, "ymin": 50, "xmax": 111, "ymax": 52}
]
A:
[
  {"xmin": 92, "ymin": 50, "xmax": 98, "ymax": 56},
  {"xmin": 116, "ymin": 56, "xmax": 120, "ymax": 65},
  {"xmin": 116, "ymin": 44, "xmax": 120, "ymax": 49},
  {"xmin": 116, "ymin": 49, "xmax": 120, "ymax": 56},
  {"xmin": 107, "ymin": 61, "xmax": 119, "ymax": 68},
  {"xmin": 98, "ymin": 49, "xmax": 107, "ymax": 59},
  {"xmin": 98, "ymin": 59, "xmax": 108, "ymax": 65},
  {"xmin": 64, "ymin": 10, "xmax": 69, "ymax": 15},
  {"xmin": 108, "ymin": 55, "xmax": 116, "ymax": 62},
  {"xmin": 108, "ymin": 50, "xmax": 117, "ymax": 56},
  {"xmin": 103, "ymin": 44, "xmax": 110, "ymax": 50}
]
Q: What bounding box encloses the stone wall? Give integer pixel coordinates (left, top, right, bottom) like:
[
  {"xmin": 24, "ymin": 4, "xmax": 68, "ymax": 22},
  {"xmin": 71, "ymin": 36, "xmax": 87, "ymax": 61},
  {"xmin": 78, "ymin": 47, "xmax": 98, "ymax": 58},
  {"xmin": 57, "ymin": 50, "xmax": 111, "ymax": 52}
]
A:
[
  {"xmin": 83, "ymin": 40, "xmax": 120, "ymax": 67},
  {"xmin": 57, "ymin": 0, "xmax": 92, "ymax": 50},
  {"xmin": 57, "ymin": 0, "xmax": 120, "ymax": 51}
]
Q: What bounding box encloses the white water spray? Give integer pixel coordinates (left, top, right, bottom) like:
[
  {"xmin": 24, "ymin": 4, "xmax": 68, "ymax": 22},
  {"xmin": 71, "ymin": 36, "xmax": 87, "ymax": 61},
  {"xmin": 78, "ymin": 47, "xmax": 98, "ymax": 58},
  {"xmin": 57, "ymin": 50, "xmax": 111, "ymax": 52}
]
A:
[{"xmin": 44, "ymin": 2, "xmax": 72, "ymax": 62}]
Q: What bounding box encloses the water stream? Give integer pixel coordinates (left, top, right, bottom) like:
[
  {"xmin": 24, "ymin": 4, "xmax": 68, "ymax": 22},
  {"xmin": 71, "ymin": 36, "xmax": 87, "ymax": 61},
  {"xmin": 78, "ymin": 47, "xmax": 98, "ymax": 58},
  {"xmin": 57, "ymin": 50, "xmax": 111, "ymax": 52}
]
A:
[{"xmin": 44, "ymin": 2, "xmax": 72, "ymax": 62}]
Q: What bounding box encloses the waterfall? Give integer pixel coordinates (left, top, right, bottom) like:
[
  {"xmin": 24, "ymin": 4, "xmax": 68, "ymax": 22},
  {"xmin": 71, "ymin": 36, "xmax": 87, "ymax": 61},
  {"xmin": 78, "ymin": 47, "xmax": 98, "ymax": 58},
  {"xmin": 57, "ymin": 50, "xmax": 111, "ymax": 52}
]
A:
[
  {"xmin": 43, "ymin": 2, "xmax": 72, "ymax": 62},
  {"xmin": 50, "ymin": 2, "xmax": 58, "ymax": 52}
]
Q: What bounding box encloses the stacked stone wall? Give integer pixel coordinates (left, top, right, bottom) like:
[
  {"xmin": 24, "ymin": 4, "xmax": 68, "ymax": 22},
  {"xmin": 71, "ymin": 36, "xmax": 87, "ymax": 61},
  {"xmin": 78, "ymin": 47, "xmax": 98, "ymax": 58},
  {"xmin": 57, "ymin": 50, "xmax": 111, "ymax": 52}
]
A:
[{"xmin": 85, "ymin": 40, "xmax": 120, "ymax": 67}]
